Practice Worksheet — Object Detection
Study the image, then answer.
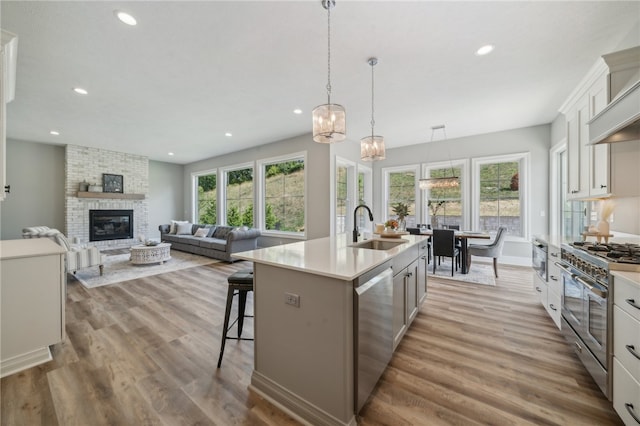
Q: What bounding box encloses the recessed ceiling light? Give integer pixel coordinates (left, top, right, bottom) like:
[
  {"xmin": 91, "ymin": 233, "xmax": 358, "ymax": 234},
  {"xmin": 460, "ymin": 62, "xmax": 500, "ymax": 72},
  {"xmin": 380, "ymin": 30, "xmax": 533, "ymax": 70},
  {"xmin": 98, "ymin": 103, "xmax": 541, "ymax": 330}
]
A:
[
  {"xmin": 73, "ymin": 87, "xmax": 88, "ymax": 95},
  {"xmin": 168, "ymin": 152, "xmax": 174, "ymax": 156},
  {"xmin": 476, "ymin": 45, "xmax": 494, "ymax": 56},
  {"xmin": 225, "ymin": 132, "xmax": 233, "ymax": 137},
  {"xmin": 50, "ymin": 130, "xmax": 60, "ymax": 136},
  {"xmin": 115, "ymin": 11, "xmax": 137, "ymax": 26},
  {"xmin": 293, "ymin": 109, "xmax": 303, "ymax": 115}
]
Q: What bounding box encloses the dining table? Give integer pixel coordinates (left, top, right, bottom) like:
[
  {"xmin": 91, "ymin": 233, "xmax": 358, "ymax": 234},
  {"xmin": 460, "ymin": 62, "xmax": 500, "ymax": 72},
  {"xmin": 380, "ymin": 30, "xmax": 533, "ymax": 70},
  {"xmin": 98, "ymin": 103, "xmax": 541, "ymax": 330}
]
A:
[{"xmin": 419, "ymin": 229, "xmax": 491, "ymax": 274}]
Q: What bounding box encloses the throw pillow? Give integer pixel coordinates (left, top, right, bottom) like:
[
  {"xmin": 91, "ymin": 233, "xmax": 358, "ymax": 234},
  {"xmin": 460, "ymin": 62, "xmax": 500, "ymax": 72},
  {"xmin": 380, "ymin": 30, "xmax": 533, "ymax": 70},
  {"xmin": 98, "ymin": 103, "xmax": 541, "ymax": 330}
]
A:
[
  {"xmin": 54, "ymin": 233, "xmax": 71, "ymax": 251},
  {"xmin": 206, "ymin": 226, "xmax": 217, "ymax": 238},
  {"xmin": 170, "ymin": 220, "xmax": 188, "ymax": 234},
  {"xmin": 213, "ymin": 226, "xmax": 233, "ymax": 240},
  {"xmin": 176, "ymin": 222, "xmax": 194, "ymax": 235},
  {"xmin": 193, "ymin": 228, "xmax": 208, "ymax": 238}
]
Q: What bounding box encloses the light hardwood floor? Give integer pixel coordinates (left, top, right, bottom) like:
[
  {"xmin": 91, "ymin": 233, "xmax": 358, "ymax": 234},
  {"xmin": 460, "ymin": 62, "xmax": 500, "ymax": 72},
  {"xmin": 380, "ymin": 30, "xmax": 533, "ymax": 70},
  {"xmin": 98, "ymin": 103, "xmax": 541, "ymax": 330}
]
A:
[{"xmin": 1, "ymin": 260, "xmax": 623, "ymax": 425}]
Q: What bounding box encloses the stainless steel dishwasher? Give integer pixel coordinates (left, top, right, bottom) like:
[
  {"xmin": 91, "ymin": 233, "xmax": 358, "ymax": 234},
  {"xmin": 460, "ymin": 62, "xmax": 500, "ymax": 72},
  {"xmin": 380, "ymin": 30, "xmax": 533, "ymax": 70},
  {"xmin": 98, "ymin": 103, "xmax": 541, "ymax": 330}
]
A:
[{"xmin": 354, "ymin": 260, "xmax": 394, "ymax": 413}]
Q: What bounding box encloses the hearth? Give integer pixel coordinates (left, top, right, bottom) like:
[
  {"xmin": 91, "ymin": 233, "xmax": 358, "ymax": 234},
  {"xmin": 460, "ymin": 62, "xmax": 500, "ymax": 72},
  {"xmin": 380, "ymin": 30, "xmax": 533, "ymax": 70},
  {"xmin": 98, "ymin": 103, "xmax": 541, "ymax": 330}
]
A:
[{"xmin": 89, "ymin": 209, "xmax": 133, "ymax": 242}]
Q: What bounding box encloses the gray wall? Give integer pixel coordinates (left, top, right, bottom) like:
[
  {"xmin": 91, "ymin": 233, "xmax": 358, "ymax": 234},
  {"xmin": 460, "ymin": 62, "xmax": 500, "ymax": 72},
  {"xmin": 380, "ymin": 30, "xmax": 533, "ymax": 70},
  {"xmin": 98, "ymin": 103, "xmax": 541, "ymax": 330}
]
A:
[
  {"xmin": 0, "ymin": 139, "xmax": 184, "ymax": 242},
  {"xmin": 148, "ymin": 160, "xmax": 185, "ymax": 240},
  {"xmin": 183, "ymin": 133, "xmax": 330, "ymax": 247},
  {"xmin": 0, "ymin": 139, "xmax": 65, "ymax": 240}
]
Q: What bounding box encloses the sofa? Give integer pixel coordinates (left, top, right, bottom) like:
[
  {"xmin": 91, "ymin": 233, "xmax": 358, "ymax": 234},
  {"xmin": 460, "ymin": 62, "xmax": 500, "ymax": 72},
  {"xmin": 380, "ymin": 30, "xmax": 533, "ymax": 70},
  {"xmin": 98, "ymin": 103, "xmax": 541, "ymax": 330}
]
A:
[{"xmin": 159, "ymin": 222, "xmax": 260, "ymax": 262}]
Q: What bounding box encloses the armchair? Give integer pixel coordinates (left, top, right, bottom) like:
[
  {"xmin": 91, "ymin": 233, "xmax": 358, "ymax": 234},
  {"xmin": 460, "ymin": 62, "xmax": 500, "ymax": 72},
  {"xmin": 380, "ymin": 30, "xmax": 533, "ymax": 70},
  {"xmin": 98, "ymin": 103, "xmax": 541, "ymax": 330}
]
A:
[
  {"xmin": 22, "ymin": 226, "xmax": 105, "ymax": 276},
  {"xmin": 467, "ymin": 226, "xmax": 507, "ymax": 278}
]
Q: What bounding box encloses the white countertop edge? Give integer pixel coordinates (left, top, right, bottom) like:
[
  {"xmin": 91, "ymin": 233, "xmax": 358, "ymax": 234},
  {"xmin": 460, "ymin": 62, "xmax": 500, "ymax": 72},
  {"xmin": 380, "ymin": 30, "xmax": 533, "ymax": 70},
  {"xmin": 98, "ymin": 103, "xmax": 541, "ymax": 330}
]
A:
[
  {"xmin": 611, "ymin": 270, "xmax": 640, "ymax": 286},
  {"xmin": 233, "ymin": 234, "xmax": 428, "ymax": 281}
]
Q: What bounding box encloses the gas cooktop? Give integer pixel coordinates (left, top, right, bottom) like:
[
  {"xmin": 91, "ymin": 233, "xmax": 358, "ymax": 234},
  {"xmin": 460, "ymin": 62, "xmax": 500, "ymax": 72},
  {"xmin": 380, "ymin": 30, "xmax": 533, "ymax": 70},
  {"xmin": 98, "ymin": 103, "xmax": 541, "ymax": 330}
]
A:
[{"xmin": 570, "ymin": 241, "xmax": 640, "ymax": 269}]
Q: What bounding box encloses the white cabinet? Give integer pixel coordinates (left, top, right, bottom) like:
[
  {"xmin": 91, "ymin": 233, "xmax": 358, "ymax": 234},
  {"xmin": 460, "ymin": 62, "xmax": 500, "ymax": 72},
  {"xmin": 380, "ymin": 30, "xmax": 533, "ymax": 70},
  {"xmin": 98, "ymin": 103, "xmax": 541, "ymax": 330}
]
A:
[
  {"xmin": 0, "ymin": 239, "xmax": 66, "ymax": 378},
  {"xmin": 546, "ymin": 245, "xmax": 562, "ymax": 328},
  {"xmin": 612, "ymin": 273, "xmax": 640, "ymax": 425},
  {"xmin": 562, "ymin": 62, "xmax": 610, "ymax": 200}
]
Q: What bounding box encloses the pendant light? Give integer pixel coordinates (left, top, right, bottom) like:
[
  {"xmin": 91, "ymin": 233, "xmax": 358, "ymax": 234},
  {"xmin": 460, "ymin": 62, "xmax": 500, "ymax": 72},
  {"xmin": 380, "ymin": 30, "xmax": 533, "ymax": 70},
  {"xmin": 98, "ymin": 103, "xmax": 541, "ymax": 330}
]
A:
[
  {"xmin": 419, "ymin": 125, "xmax": 459, "ymax": 189},
  {"xmin": 312, "ymin": 0, "xmax": 346, "ymax": 143},
  {"xmin": 360, "ymin": 57, "xmax": 386, "ymax": 161}
]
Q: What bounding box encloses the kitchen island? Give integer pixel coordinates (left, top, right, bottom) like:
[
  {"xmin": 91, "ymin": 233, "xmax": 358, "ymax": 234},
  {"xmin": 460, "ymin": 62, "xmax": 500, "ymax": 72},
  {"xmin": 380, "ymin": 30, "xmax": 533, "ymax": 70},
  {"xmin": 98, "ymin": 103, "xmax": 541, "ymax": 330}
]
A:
[{"xmin": 233, "ymin": 234, "xmax": 429, "ymax": 426}]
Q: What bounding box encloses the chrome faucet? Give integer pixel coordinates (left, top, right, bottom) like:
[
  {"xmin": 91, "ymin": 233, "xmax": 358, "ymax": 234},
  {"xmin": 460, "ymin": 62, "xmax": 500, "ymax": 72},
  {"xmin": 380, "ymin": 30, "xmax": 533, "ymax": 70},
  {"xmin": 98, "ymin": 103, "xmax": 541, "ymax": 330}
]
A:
[{"xmin": 353, "ymin": 204, "xmax": 374, "ymax": 243}]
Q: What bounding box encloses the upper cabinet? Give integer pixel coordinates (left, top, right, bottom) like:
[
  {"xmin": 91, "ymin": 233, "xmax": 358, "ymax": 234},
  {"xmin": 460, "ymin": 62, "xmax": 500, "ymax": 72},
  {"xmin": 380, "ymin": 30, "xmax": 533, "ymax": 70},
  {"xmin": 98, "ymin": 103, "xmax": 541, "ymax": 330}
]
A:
[
  {"xmin": 1, "ymin": 30, "xmax": 18, "ymax": 203},
  {"xmin": 560, "ymin": 61, "xmax": 610, "ymax": 200}
]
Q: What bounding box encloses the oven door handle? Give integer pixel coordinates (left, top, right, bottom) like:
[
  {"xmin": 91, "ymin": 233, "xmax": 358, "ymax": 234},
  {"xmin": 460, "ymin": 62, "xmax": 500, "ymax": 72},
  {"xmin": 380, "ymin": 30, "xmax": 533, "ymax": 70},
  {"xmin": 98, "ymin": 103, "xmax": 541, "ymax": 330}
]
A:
[
  {"xmin": 575, "ymin": 276, "xmax": 608, "ymax": 299},
  {"xmin": 555, "ymin": 262, "xmax": 572, "ymax": 274}
]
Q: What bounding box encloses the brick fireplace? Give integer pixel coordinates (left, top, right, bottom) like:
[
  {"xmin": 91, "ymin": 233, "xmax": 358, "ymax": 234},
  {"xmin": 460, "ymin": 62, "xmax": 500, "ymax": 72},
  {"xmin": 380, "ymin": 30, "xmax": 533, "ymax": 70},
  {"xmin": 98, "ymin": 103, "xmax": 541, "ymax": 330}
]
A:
[{"xmin": 65, "ymin": 145, "xmax": 149, "ymax": 248}]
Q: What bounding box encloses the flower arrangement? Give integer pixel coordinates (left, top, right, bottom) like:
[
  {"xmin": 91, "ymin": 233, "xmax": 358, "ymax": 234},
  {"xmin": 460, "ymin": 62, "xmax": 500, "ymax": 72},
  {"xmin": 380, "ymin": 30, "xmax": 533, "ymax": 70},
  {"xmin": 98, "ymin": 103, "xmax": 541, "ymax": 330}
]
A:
[
  {"xmin": 428, "ymin": 199, "xmax": 445, "ymax": 216},
  {"xmin": 392, "ymin": 202, "xmax": 410, "ymax": 220},
  {"xmin": 384, "ymin": 219, "xmax": 399, "ymax": 230}
]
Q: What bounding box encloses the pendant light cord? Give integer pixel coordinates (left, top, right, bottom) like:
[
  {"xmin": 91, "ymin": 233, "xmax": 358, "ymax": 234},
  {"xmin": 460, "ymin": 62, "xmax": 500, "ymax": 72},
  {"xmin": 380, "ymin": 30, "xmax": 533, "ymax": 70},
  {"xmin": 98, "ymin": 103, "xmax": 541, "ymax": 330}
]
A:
[
  {"xmin": 326, "ymin": 4, "xmax": 332, "ymax": 104},
  {"xmin": 370, "ymin": 61, "xmax": 375, "ymax": 136}
]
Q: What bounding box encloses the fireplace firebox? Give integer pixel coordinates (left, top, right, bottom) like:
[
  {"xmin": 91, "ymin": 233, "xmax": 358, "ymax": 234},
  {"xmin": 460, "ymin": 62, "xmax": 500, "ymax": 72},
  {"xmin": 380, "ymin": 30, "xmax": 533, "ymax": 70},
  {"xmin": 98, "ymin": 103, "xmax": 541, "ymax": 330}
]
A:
[{"xmin": 89, "ymin": 209, "xmax": 133, "ymax": 241}]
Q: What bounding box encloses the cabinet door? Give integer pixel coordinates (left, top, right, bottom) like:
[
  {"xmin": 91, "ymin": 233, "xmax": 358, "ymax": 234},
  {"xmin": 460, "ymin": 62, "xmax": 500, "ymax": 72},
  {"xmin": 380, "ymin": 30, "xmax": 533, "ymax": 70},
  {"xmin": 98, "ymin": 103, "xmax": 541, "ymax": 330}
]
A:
[
  {"xmin": 533, "ymin": 273, "xmax": 548, "ymax": 307},
  {"xmin": 417, "ymin": 242, "xmax": 428, "ymax": 305},
  {"xmin": 589, "ymin": 75, "xmax": 610, "ymax": 196},
  {"xmin": 406, "ymin": 259, "xmax": 419, "ymax": 324},
  {"xmin": 577, "ymin": 97, "xmax": 591, "ymax": 199},
  {"xmin": 567, "ymin": 99, "xmax": 590, "ymax": 199},
  {"xmin": 392, "ymin": 271, "xmax": 407, "ymax": 349},
  {"xmin": 0, "ymin": 42, "xmax": 6, "ymax": 202},
  {"xmin": 566, "ymin": 107, "xmax": 581, "ymax": 198}
]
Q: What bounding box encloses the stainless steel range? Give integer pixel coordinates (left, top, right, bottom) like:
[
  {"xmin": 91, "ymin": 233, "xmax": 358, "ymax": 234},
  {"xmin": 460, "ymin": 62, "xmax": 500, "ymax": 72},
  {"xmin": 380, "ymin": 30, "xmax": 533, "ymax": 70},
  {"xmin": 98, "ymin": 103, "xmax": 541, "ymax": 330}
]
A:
[{"xmin": 558, "ymin": 241, "xmax": 640, "ymax": 400}]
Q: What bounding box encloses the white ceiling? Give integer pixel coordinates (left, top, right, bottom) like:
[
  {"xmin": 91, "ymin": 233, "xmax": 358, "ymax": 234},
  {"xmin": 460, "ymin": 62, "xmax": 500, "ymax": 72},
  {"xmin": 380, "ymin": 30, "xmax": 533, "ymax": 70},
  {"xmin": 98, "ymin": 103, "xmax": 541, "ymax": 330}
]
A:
[{"xmin": 2, "ymin": 1, "xmax": 639, "ymax": 164}]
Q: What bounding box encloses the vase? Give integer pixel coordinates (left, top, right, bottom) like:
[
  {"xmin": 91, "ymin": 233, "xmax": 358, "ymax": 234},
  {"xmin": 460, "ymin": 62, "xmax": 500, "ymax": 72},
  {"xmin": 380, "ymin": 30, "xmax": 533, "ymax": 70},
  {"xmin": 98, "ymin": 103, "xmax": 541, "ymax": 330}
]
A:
[
  {"xmin": 398, "ymin": 218, "xmax": 406, "ymax": 232},
  {"xmin": 596, "ymin": 219, "xmax": 609, "ymax": 236},
  {"xmin": 431, "ymin": 216, "xmax": 439, "ymax": 230}
]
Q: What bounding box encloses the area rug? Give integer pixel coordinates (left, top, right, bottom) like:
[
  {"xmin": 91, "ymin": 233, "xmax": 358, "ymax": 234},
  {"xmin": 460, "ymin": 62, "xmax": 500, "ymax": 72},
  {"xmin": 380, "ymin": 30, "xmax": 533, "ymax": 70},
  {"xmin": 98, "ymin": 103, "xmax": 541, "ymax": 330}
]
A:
[
  {"xmin": 428, "ymin": 258, "xmax": 496, "ymax": 286},
  {"xmin": 73, "ymin": 250, "xmax": 219, "ymax": 289}
]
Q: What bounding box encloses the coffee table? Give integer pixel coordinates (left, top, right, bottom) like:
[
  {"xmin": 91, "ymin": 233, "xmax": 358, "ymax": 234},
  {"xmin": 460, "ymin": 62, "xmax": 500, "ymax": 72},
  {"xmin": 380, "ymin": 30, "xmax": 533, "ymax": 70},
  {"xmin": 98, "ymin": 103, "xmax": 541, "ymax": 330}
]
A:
[{"xmin": 130, "ymin": 243, "xmax": 171, "ymax": 265}]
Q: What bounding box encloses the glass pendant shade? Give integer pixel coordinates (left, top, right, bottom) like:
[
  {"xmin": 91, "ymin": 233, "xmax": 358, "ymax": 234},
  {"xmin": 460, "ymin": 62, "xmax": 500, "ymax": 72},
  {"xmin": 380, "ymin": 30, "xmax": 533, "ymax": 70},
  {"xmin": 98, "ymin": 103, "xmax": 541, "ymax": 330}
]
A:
[
  {"xmin": 361, "ymin": 135, "xmax": 385, "ymax": 161},
  {"xmin": 312, "ymin": 103, "xmax": 347, "ymax": 143},
  {"xmin": 419, "ymin": 176, "xmax": 459, "ymax": 190}
]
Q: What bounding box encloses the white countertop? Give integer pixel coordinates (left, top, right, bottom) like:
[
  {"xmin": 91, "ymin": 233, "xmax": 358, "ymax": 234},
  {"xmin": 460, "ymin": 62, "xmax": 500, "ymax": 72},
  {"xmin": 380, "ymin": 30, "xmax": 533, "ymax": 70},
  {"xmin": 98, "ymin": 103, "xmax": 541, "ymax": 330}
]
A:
[
  {"xmin": 612, "ymin": 270, "xmax": 640, "ymax": 287},
  {"xmin": 0, "ymin": 238, "xmax": 65, "ymax": 260},
  {"xmin": 233, "ymin": 233, "xmax": 428, "ymax": 281}
]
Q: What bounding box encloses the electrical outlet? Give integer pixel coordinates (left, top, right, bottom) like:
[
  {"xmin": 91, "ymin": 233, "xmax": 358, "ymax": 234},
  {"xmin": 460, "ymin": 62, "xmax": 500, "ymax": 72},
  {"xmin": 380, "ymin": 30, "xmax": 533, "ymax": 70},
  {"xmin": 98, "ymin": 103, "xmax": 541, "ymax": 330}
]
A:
[{"xmin": 284, "ymin": 292, "xmax": 300, "ymax": 307}]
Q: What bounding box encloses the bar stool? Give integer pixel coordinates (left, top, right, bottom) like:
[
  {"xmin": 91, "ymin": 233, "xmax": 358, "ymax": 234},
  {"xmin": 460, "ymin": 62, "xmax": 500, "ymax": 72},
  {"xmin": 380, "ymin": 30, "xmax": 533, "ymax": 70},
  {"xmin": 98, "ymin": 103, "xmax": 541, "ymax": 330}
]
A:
[{"xmin": 217, "ymin": 269, "xmax": 254, "ymax": 368}]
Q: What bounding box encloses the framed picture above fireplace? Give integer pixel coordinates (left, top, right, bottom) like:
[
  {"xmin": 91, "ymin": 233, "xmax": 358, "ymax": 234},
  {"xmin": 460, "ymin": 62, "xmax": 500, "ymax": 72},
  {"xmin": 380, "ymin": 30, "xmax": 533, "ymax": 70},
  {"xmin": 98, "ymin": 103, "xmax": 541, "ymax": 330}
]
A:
[{"xmin": 103, "ymin": 173, "xmax": 124, "ymax": 193}]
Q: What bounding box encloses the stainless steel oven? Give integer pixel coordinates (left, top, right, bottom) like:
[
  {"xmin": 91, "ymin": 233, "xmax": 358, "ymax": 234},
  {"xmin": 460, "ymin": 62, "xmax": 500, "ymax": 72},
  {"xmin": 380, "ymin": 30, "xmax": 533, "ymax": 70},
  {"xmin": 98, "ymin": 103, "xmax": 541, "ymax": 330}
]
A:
[
  {"xmin": 559, "ymin": 244, "xmax": 610, "ymax": 399},
  {"xmin": 532, "ymin": 238, "xmax": 548, "ymax": 282}
]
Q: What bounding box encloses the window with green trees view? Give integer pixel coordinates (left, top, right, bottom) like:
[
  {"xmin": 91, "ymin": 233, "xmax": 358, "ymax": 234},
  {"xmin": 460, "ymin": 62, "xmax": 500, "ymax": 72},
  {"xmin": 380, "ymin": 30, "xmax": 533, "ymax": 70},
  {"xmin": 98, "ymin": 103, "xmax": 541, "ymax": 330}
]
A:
[
  {"xmin": 426, "ymin": 166, "xmax": 462, "ymax": 228},
  {"xmin": 476, "ymin": 157, "xmax": 522, "ymax": 236},
  {"xmin": 225, "ymin": 166, "xmax": 254, "ymax": 227},
  {"xmin": 336, "ymin": 164, "xmax": 348, "ymax": 233},
  {"xmin": 385, "ymin": 168, "xmax": 416, "ymax": 227},
  {"xmin": 263, "ymin": 158, "xmax": 305, "ymax": 233},
  {"xmin": 197, "ymin": 172, "xmax": 217, "ymax": 224}
]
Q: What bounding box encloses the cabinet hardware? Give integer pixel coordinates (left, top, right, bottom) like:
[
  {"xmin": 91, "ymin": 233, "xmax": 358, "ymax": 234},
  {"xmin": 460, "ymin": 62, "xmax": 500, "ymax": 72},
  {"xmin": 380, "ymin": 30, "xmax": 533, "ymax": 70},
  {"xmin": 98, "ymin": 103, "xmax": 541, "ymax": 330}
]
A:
[
  {"xmin": 536, "ymin": 287, "xmax": 542, "ymax": 293},
  {"xmin": 600, "ymin": 184, "xmax": 607, "ymax": 189},
  {"xmin": 575, "ymin": 341, "xmax": 583, "ymax": 353},
  {"xmin": 625, "ymin": 403, "xmax": 640, "ymax": 424},
  {"xmin": 626, "ymin": 344, "xmax": 640, "ymax": 361},
  {"xmin": 3, "ymin": 185, "xmax": 9, "ymax": 194},
  {"xmin": 549, "ymin": 304, "xmax": 557, "ymax": 311},
  {"xmin": 627, "ymin": 299, "xmax": 640, "ymax": 310},
  {"xmin": 550, "ymin": 276, "xmax": 558, "ymax": 281},
  {"xmin": 550, "ymin": 252, "xmax": 558, "ymax": 258}
]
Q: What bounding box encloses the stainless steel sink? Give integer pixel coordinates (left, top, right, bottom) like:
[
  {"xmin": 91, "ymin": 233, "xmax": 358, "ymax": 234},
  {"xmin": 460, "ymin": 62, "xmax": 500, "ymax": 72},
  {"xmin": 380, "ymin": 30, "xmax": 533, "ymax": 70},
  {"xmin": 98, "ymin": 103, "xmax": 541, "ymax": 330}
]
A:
[{"xmin": 350, "ymin": 239, "xmax": 405, "ymax": 251}]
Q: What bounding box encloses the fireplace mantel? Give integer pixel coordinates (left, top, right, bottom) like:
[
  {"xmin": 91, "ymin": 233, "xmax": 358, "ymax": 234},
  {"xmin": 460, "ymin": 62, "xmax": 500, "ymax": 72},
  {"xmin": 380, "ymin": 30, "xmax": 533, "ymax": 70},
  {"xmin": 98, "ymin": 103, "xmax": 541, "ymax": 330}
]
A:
[{"xmin": 76, "ymin": 191, "xmax": 145, "ymax": 200}]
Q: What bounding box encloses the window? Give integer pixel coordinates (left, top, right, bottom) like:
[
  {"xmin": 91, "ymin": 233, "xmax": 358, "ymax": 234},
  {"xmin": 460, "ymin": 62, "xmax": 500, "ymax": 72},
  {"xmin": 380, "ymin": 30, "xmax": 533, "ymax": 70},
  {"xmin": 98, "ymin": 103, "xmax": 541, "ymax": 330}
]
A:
[
  {"xmin": 423, "ymin": 164, "xmax": 463, "ymax": 229},
  {"xmin": 383, "ymin": 166, "xmax": 418, "ymax": 227},
  {"xmin": 472, "ymin": 153, "xmax": 528, "ymax": 237},
  {"xmin": 336, "ymin": 163, "xmax": 349, "ymax": 233},
  {"xmin": 195, "ymin": 171, "xmax": 217, "ymax": 224},
  {"xmin": 223, "ymin": 164, "xmax": 254, "ymax": 226},
  {"xmin": 261, "ymin": 155, "xmax": 305, "ymax": 234}
]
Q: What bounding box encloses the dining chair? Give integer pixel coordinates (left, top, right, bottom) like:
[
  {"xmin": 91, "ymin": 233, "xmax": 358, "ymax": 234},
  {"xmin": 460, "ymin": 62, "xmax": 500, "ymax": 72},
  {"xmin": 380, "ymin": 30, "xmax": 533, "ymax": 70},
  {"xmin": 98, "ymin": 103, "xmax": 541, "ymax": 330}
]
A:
[
  {"xmin": 468, "ymin": 226, "xmax": 507, "ymax": 278},
  {"xmin": 432, "ymin": 229, "xmax": 460, "ymax": 276}
]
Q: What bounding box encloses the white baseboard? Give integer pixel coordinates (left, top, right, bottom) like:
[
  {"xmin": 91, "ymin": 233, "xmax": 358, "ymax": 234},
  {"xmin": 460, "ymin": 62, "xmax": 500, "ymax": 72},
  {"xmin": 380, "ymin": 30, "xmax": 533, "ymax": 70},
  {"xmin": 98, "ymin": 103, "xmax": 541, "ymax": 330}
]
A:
[
  {"xmin": 250, "ymin": 371, "xmax": 357, "ymax": 426},
  {"xmin": 1, "ymin": 346, "xmax": 52, "ymax": 378}
]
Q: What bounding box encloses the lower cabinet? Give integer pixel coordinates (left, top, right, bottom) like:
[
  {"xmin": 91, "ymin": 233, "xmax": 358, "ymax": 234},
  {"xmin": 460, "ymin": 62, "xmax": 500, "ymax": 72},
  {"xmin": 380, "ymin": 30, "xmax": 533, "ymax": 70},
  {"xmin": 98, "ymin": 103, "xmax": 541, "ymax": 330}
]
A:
[
  {"xmin": 417, "ymin": 241, "xmax": 428, "ymax": 305},
  {"xmin": 392, "ymin": 243, "xmax": 425, "ymax": 350},
  {"xmin": 612, "ymin": 273, "xmax": 640, "ymax": 425}
]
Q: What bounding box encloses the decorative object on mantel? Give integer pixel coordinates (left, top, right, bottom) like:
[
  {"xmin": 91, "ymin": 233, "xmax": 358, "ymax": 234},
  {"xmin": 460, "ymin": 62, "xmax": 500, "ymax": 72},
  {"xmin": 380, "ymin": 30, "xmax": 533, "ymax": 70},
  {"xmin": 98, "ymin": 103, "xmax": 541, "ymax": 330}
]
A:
[
  {"xmin": 103, "ymin": 173, "xmax": 123, "ymax": 193},
  {"xmin": 88, "ymin": 184, "xmax": 102, "ymax": 192},
  {"xmin": 78, "ymin": 180, "xmax": 89, "ymax": 192}
]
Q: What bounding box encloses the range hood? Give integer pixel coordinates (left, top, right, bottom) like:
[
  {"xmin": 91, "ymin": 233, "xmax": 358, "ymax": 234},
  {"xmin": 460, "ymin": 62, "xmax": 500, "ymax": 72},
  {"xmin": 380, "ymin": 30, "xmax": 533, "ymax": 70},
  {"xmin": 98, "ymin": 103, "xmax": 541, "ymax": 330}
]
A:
[{"xmin": 588, "ymin": 80, "xmax": 640, "ymax": 145}]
